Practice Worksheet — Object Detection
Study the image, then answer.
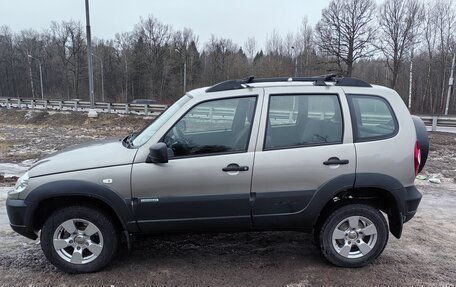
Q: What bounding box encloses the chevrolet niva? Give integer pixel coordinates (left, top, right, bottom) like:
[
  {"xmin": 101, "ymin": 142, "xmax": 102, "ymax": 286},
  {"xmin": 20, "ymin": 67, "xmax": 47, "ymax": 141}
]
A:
[{"xmin": 7, "ymin": 75, "xmax": 429, "ymax": 273}]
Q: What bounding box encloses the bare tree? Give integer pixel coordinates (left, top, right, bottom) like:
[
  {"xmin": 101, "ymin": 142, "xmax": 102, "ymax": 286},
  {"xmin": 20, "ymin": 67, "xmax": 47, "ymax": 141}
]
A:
[
  {"xmin": 0, "ymin": 26, "xmax": 18, "ymax": 98},
  {"xmin": 48, "ymin": 21, "xmax": 86, "ymax": 99},
  {"xmin": 1, "ymin": 5, "xmax": 456, "ymax": 114},
  {"xmin": 295, "ymin": 17, "xmax": 314, "ymax": 76},
  {"xmin": 172, "ymin": 28, "xmax": 198, "ymax": 95},
  {"xmin": 316, "ymin": 0, "xmax": 377, "ymax": 76},
  {"xmin": 204, "ymin": 36, "xmax": 239, "ymax": 83},
  {"xmin": 421, "ymin": 1, "xmax": 439, "ymax": 112},
  {"xmin": 284, "ymin": 32, "xmax": 296, "ymax": 57},
  {"xmin": 17, "ymin": 29, "xmax": 42, "ymax": 98},
  {"xmin": 244, "ymin": 36, "xmax": 257, "ymax": 64},
  {"xmin": 65, "ymin": 21, "xmax": 86, "ymax": 99},
  {"xmin": 114, "ymin": 32, "xmax": 133, "ymax": 102},
  {"xmin": 434, "ymin": 0, "xmax": 456, "ymax": 113},
  {"xmin": 378, "ymin": 0, "xmax": 422, "ymax": 89},
  {"xmin": 134, "ymin": 15, "xmax": 172, "ymax": 97},
  {"xmin": 265, "ymin": 29, "xmax": 284, "ymax": 55}
]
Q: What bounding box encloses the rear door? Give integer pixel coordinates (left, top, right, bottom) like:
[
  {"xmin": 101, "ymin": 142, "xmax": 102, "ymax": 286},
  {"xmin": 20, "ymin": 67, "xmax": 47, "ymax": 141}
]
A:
[{"xmin": 251, "ymin": 86, "xmax": 356, "ymax": 229}]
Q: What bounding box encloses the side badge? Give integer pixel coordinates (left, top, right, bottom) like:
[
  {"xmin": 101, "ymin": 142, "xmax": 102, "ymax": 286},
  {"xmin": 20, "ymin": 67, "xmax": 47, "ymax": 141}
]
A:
[
  {"xmin": 141, "ymin": 198, "xmax": 159, "ymax": 203},
  {"xmin": 102, "ymin": 179, "xmax": 113, "ymax": 184}
]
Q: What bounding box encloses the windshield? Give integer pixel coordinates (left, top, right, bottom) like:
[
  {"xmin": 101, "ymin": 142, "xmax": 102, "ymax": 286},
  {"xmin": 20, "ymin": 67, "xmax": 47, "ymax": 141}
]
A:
[{"xmin": 132, "ymin": 95, "xmax": 191, "ymax": 146}]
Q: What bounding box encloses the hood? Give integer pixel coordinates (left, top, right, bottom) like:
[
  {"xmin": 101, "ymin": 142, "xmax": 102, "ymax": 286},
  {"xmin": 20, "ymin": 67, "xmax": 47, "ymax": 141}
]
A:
[{"xmin": 29, "ymin": 137, "xmax": 138, "ymax": 177}]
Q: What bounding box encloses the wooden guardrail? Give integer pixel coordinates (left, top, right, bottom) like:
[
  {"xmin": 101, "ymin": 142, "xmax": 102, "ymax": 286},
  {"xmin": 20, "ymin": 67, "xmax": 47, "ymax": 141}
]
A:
[{"xmin": 0, "ymin": 98, "xmax": 168, "ymax": 116}]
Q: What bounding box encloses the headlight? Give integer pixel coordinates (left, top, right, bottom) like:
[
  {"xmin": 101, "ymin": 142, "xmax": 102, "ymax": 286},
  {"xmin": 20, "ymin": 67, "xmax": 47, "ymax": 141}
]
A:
[{"xmin": 9, "ymin": 172, "xmax": 29, "ymax": 195}]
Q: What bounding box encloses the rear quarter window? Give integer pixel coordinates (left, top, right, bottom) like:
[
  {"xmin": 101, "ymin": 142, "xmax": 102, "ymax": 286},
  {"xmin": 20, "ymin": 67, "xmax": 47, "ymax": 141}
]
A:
[{"xmin": 347, "ymin": 95, "xmax": 398, "ymax": 142}]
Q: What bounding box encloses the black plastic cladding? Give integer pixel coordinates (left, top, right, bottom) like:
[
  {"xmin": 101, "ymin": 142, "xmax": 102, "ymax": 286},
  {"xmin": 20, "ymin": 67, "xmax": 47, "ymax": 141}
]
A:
[{"xmin": 205, "ymin": 75, "xmax": 372, "ymax": 93}]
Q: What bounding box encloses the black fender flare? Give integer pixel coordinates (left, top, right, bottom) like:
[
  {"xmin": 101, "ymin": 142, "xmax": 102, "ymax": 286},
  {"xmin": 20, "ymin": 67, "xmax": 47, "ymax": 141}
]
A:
[
  {"xmin": 307, "ymin": 173, "xmax": 406, "ymax": 238},
  {"xmin": 353, "ymin": 173, "xmax": 407, "ymax": 238},
  {"xmin": 303, "ymin": 173, "xmax": 356, "ymax": 224},
  {"xmin": 23, "ymin": 180, "xmax": 139, "ymax": 233}
]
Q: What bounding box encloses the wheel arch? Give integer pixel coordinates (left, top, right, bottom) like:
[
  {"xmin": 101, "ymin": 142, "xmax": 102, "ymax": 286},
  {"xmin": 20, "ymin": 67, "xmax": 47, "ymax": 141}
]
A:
[
  {"xmin": 311, "ymin": 173, "xmax": 406, "ymax": 239},
  {"xmin": 24, "ymin": 180, "xmax": 139, "ymax": 234}
]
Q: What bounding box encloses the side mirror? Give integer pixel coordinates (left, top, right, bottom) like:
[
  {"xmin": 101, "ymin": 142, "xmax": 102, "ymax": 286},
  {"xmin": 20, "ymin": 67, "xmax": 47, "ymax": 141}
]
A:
[{"xmin": 146, "ymin": 142, "xmax": 168, "ymax": 163}]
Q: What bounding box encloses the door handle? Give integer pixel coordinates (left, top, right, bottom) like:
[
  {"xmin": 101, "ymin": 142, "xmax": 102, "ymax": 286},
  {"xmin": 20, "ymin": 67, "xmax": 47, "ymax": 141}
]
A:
[
  {"xmin": 222, "ymin": 163, "xmax": 249, "ymax": 172},
  {"xmin": 323, "ymin": 157, "xmax": 349, "ymax": 165}
]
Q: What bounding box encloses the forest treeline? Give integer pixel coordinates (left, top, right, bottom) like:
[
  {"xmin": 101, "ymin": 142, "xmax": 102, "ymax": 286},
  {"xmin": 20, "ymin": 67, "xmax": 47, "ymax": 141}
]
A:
[{"xmin": 0, "ymin": 0, "xmax": 455, "ymax": 114}]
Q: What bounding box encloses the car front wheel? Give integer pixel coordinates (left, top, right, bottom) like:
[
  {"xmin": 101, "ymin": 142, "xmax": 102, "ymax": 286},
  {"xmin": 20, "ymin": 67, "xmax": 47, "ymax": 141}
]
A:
[
  {"xmin": 319, "ymin": 203, "xmax": 388, "ymax": 267},
  {"xmin": 40, "ymin": 205, "xmax": 119, "ymax": 273}
]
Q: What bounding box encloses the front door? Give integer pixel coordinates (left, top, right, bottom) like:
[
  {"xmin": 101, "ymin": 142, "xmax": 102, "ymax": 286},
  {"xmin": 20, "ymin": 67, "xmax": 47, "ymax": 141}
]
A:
[{"xmin": 131, "ymin": 92, "xmax": 262, "ymax": 233}]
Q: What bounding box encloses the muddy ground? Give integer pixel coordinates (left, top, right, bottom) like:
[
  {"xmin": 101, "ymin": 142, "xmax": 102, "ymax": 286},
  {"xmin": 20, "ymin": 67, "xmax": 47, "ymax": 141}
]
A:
[{"xmin": 0, "ymin": 109, "xmax": 455, "ymax": 287}]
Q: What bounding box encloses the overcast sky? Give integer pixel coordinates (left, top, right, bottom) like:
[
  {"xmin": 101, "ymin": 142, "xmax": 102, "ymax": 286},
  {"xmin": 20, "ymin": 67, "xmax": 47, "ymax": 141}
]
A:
[{"xmin": 0, "ymin": 0, "xmax": 332, "ymax": 49}]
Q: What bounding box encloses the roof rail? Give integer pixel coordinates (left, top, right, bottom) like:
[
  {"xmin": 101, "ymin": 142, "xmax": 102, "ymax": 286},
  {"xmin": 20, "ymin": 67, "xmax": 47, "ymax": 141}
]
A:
[
  {"xmin": 205, "ymin": 74, "xmax": 371, "ymax": 92},
  {"xmin": 335, "ymin": 77, "xmax": 372, "ymax": 87}
]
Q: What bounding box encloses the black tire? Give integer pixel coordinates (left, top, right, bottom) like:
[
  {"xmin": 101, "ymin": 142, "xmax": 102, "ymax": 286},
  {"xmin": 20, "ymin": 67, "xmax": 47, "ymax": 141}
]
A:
[
  {"xmin": 319, "ymin": 204, "xmax": 388, "ymax": 267},
  {"xmin": 41, "ymin": 205, "xmax": 119, "ymax": 273}
]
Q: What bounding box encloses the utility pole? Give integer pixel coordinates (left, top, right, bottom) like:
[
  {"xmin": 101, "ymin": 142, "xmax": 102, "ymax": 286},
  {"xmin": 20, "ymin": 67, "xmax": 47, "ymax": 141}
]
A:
[
  {"xmin": 295, "ymin": 57, "xmax": 298, "ymax": 77},
  {"xmin": 85, "ymin": 0, "xmax": 97, "ymax": 117},
  {"xmin": 92, "ymin": 53, "xmax": 104, "ymax": 102},
  {"xmin": 100, "ymin": 59, "xmax": 104, "ymax": 102},
  {"xmin": 183, "ymin": 61, "xmax": 187, "ymax": 94},
  {"xmin": 124, "ymin": 54, "xmax": 128, "ymax": 102},
  {"xmin": 27, "ymin": 53, "xmax": 35, "ymax": 98},
  {"xmin": 408, "ymin": 48, "xmax": 414, "ymax": 110},
  {"xmin": 291, "ymin": 46, "xmax": 297, "ymax": 77},
  {"xmin": 175, "ymin": 48, "xmax": 187, "ymax": 95},
  {"xmin": 28, "ymin": 55, "xmax": 44, "ymax": 99},
  {"xmin": 39, "ymin": 63, "xmax": 43, "ymax": 99},
  {"xmin": 444, "ymin": 53, "xmax": 455, "ymax": 115}
]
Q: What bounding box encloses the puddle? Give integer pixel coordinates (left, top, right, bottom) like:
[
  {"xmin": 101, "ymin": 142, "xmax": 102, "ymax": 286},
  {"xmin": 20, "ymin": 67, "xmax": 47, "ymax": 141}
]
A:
[{"xmin": 0, "ymin": 160, "xmax": 35, "ymax": 178}]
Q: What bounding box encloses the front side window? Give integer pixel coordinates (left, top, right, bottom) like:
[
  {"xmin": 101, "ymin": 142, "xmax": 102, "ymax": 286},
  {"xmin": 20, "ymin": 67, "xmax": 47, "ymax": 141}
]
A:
[
  {"xmin": 163, "ymin": 96, "xmax": 257, "ymax": 158},
  {"xmin": 347, "ymin": 95, "xmax": 398, "ymax": 141},
  {"xmin": 265, "ymin": 94, "xmax": 343, "ymax": 149}
]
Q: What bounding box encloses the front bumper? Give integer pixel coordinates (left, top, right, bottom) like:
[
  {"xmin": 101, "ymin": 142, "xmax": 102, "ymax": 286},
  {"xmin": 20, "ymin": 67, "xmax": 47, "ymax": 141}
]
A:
[
  {"xmin": 404, "ymin": 185, "xmax": 422, "ymax": 222},
  {"xmin": 6, "ymin": 198, "xmax": 38, "ymax": 240}
]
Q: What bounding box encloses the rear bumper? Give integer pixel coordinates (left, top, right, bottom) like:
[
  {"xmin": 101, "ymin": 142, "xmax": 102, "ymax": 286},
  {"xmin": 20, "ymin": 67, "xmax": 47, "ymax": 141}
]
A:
[
  {"xmin": 404, "ymin": 185, "xmax": 422, "ymax": 222},
  {"xmin": 6, "ymin": 198, "xmax": 38, "ymax": 240}
]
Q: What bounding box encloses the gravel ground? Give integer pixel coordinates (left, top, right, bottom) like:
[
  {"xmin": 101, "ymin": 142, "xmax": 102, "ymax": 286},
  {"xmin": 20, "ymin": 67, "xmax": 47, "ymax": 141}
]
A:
[{"xmin": 0, "ymin": 109, "xmax": 455, "ymax": 287}]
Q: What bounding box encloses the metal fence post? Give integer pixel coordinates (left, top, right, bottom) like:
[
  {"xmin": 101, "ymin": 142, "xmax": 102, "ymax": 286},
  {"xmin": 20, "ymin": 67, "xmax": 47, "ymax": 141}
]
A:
[
  {"xmin": 6, "ymin": 98, "xmax": 10, "ymax": 109},
  {"xmin": 107, "ymin": 102, "xmax": 111, "ymax": 113},
  {"xmin": 144, "ymin": 105, "xmax": 148, "ymax": 116},
  {"xmin": 74, "ymin": 101, "xmax": 78, "ymax": 111},
  {"xmin": 125, "ymin": 103, "xmax": 129, "ymax": 114},
  {"xmin": 432, "ymin": 116, "xmax": 438, "ymax": 132},
  {"xmin": 59, "ymin": 101, "xmax": 63, "ymax": 110}
]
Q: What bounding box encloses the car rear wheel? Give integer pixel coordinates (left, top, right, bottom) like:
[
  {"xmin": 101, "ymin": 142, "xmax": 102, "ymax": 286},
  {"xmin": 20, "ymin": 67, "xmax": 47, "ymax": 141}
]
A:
[
  {"xmin": 319, "ymin": 204, "xmax": 388, "ymax": 267},
  {"xmin": 41, "ymin": 205, "xmax": 119, "ymax": 273}
]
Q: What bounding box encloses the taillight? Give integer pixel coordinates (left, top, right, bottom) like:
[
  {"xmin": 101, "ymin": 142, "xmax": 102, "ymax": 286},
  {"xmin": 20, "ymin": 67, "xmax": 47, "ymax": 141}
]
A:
[{"xmin": 414, "ymin": 140, "xmax": 421, "ymax": 176}]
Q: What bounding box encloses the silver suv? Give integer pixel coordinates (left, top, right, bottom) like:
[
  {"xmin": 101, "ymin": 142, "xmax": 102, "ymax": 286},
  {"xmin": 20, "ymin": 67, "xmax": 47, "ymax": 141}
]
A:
[{"xmin": 6, "ymin": 75, "xmax": 428, "ymax": 273}]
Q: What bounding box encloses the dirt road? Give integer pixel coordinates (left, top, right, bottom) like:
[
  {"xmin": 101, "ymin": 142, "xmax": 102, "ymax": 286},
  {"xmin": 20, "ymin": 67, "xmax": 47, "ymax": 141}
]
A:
[{"xmin": 0, "ymin": 110, "xmax": 455, "ymax": 286}]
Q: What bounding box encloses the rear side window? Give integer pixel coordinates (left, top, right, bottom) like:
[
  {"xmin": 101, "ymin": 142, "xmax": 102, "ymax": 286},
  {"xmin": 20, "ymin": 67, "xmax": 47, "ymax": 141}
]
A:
[
  {"xmin": 265, "ymin": 94, "xmax": 343, "ymax": 149},
  {"xmin": 347, "ymin": 95, "xmax": 398, "ymax": 142}
]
